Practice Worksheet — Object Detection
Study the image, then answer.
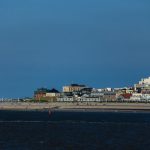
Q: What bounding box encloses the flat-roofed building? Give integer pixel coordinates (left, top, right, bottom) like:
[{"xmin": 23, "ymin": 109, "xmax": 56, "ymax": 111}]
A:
[
  {"xmin": 57, "ymin": 96, "xmax": 74, "ymax": 102},
  {"xmin": 63, "ymin": 84, "xmax": 86, "ymax": 92},
  {"xmin": 78, "ymin": 96, "xmax": 101, "ymax": 102},
  {"xmin": 130, "ymin": 93, "xmax": 142, "ymax": 101}
]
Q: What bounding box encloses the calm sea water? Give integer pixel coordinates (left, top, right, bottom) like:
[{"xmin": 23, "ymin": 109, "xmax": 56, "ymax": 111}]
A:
[{"xmin": 0, "ymin": 110, "xmax": 150, "ymax": 150}]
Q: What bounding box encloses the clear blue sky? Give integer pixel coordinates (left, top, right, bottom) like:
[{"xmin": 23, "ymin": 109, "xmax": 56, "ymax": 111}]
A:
[{"xmin": 0, "ymin": 0, "xmax": 150, "ymax": 98}]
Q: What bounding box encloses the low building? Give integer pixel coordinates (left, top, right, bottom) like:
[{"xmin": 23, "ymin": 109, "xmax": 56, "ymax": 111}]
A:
[
  {"xmin": 102, "ymin": 91, "xmax": 116, "ymax": 101},
  {"xmin": 91, "ymin": 91, "xmax": 104, "ymax": 97},
  {"xmin": 130, "ymin": 93, "xmax": 142, "ymax": 101},
  {"xmin": 115, "ymin": 87, "xmax": 134, "ymax": 95},
  {"xmin": 34, "ymin": 88, "xmax": 60, "ymax": 102},
  {"xmin": 34, "ymin": 88, "xmax": 49, "ymax": 100},
  {"xmin": 79, "ymin": 87, "xmax": 93, "ymax": 95},
  {"xmin": 97, "ymin": 88, "xmax": 112, "ymax": 92},
  {"xmin": 46, "ymin": 88, "xmax": 60, "ymax": 97},
  {"xmin": 141, "ymin": 94, "xmax": 150, "ymax": 100},
  {"xmin": 78, "ymin": 96, "xmax": 101, "ymax": 102},
  {"xmin": 57, "ymin": 96, "xmax": 74, "ymax": 102},
  {"xmin": 61, "ymin": 92, "xmax": 74, "ymax": 97},
  {"xmin": 117, "ymin": 93, "xmax": 132, "ymax": 101}
]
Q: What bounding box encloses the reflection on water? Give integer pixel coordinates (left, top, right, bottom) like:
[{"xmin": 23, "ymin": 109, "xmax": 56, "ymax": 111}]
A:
[{"xmin": 0, "ymin": 110, "xmax": 150, "ymax": 150}]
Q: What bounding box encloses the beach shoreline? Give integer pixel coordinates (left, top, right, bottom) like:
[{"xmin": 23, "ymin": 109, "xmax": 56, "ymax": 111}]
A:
[{"xmin": 1, "ymin": 102, "xmax": 150, "ymax": 112}]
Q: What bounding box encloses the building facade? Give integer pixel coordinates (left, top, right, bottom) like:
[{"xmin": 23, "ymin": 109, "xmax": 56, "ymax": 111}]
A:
[{"xmin": 63, "ymin": 84, "xmax": 86, "ymax": 92}]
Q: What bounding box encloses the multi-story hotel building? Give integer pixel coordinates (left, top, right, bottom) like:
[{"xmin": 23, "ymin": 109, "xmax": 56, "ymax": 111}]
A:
[
  {"xmin": 63, "ymin": 84, "xmax": 86, "ymax": 92},
  {"xmin": 139, "ymin": 77, "xmax": 150, "ymax": 85},
  {"xmin": 134, "ymin": 77, "xmax": 150, "ymax": 93}
]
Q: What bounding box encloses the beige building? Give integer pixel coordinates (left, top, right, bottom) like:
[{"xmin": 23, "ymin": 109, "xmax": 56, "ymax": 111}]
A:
[
  {"xmin": 134, "ymin": 77, "xmax": 150, "ymax": 92},
  {"xmin": 46, "ymin": 93, "xmax": 60, "ymax": 97},
  {"xmin": 63, "ymin": 84, "xmax": 86, "ymax": 92}
]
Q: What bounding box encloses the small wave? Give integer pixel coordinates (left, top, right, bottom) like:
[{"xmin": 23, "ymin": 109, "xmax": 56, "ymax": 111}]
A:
[{"xmin": 0, "ymin": 120, "xmax": 150, "ymax": 126}]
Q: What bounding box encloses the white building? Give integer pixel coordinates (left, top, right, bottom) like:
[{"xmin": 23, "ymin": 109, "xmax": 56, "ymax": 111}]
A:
[
  {"xmin": 97, "ymin": 88, "xmax": 112, "ymax": 92},
  {"xmin": 139, "ymin": 77, "xmax": 150, "ymax": 85},
  {"xmin": 57, "ymin": 96, "xmax": 74, "ymax": 102},
  {"xmin": 130, "ymin": 93, "xmax": 142, "ymax": 101},
  {"xmin": 57, "ymin": 95, "xmax": 101, "ymax": 102},
  {"xmin": 141, "ymin": 94, "xmax": 150, "ymax": 100},
  {"xmin": 78, "ymin": 96, "xmax": 101, "ymax": 102},
  {"xmin": 134, "ymin": 77, "xmax": 150, "ymax": 91}
]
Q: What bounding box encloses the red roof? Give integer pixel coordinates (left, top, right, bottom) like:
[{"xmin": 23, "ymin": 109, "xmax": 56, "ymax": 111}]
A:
[{"xmin": 121, "ymin": 93, "xmax": 132, "ymax": 99}]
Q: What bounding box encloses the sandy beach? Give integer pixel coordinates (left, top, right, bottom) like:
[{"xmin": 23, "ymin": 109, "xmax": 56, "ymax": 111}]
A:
[{"xmin": 1, "ymin": 102, "xmax": 150, "ymax": 111}]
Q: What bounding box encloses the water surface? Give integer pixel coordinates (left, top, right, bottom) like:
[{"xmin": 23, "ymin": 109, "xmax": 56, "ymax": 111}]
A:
[{"xmin": 0, "ymin": 110, "xmax": 150, "ymax": 150}]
